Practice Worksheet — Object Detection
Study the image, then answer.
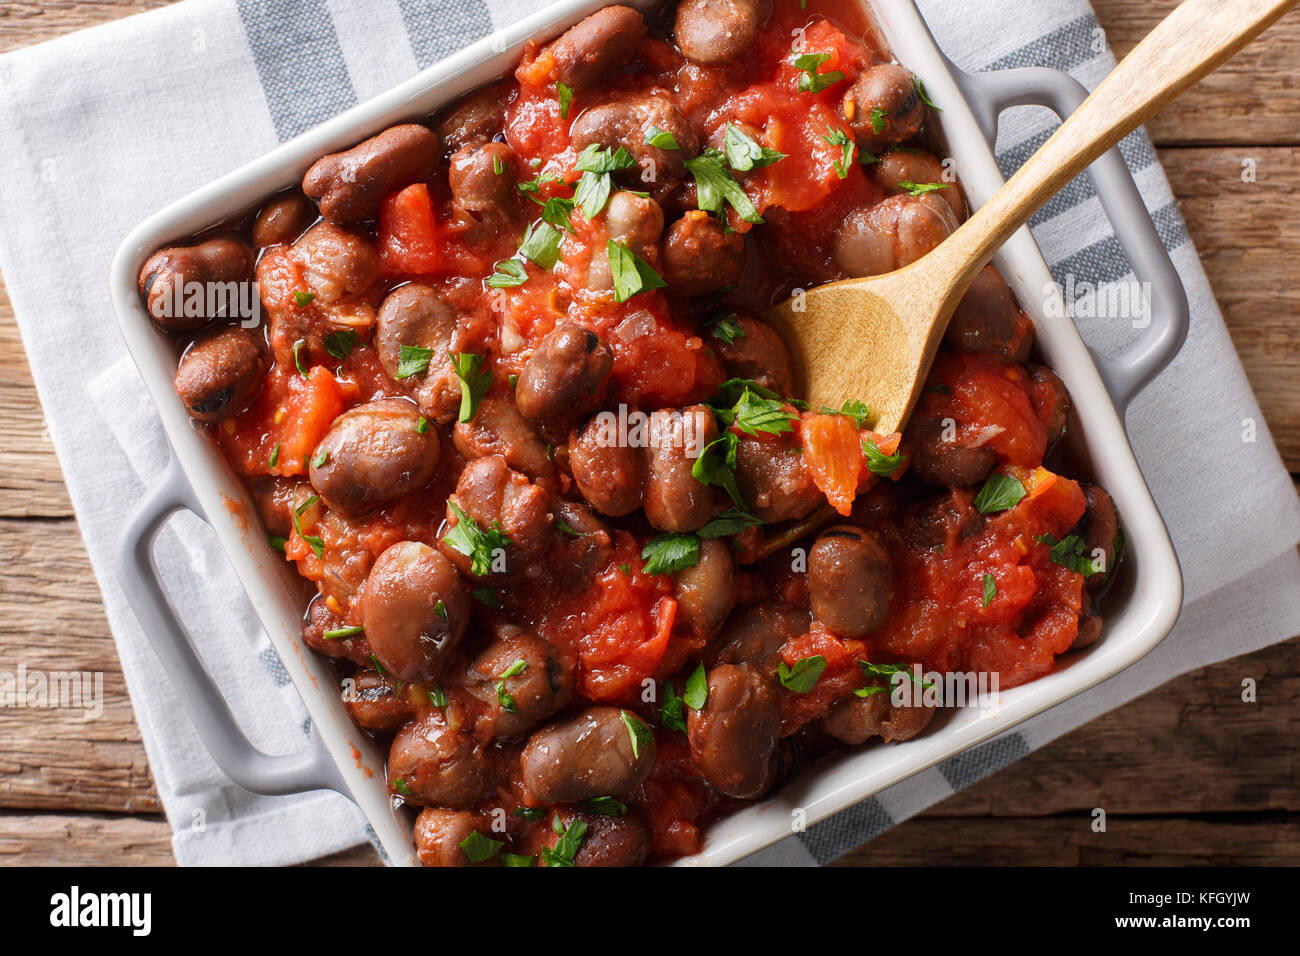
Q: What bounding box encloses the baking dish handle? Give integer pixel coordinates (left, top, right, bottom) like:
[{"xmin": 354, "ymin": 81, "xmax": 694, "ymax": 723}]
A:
[
  {"xmin": 945, "ymin": 62, "xmax": 1190, "ymax": 415},
  {"xmin": 115, "ymin": 453, "xmax": 350, "ymax": 798}
]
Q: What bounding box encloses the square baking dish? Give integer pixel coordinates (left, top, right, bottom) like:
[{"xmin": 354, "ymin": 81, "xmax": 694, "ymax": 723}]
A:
[{"xmin": 109, "ymin": 0, "xmax": 1186, "ymax": 866}]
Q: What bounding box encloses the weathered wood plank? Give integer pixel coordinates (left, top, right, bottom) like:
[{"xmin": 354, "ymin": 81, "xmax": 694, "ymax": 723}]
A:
[
  {"xmin": 1159, "ymin": 147, "xmax": 1300, "ymax": 473},
  {"xmin": 1095, "ymin": 0, "xmax": 1300, "ymax": 147},
  {"xmin": 835, "ymin": 814, "xmax": 1300, "ymax": 866},
  {"xmin": 0, "ymin": 1, "xmax": 172, "ymax": 54},
  {"xmin": 0, "ymin": 811, "xmax": 174, "ymax": 865}
]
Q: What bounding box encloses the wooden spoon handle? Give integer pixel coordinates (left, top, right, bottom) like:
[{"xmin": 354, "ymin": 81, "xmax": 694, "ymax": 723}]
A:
[{"xmin": 932, "ymin": 0, "xmax": 1296, "ymax": 292}]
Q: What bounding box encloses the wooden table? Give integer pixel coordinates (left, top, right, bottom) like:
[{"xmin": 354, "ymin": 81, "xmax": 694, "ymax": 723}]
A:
[{"xmin": 0, "ymin": 0, "xmax": 1296, "ymax": 867}]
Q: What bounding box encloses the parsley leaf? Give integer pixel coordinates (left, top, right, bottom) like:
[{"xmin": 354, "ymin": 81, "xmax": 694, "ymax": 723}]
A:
[
  {"xmin": 442, "ymin": 500, "xmax": 511, "ymax": 577},
  {"xmin": 684, "ymin": 149, "xmax": 763, "ymax": 224},
  {"xmin": 791, "ymin": 52, "xmax": 844, "ymax": 93},
  {"xmin": 899, "ymin": 180, "xmax": 949, "ymax": 196},
  {"xmin": 778, "ymin": 655, "xmax": 827, "ymax": 693},
  {"xmin": 500, "ymin": 853, "xmax": 536, "ymax": 867},
  {"xmin": 731, "ymin": 386, "xmax": 798, "ymax": 437},
  {"xmin": 556, "ymin": 81, "xmax": 573, "ymax": 119},
  {"xmin": 870, "ymin": 106, "xmax": 886, "ymax": 135},
  {"xmin": 684, "ymin": 662, "xmax": 708, "ymax": 710},
  {"xmin": 722, "ymin": 122, "xmax": 787, "ymax": 172},
  {"xmin": 458, "ymin": 830, "xmax": 503, "ymax": 863},
  {"xmin": 293, "ymin": 338, "xmax": 309, "ymax": 377},
  {"xmin": 472, "ymin": 586, "xmax": 501, "ymax": 609},
  {"xmin": 1034, "ymin": 533, "xmax": 1100, "ymax": 576},
  {"xmin": 691, "ymin": 431, "xmax": 745, "ymax": 509},
  {"xmin": 322, "ymin": 329, "xmax": 358, "ymax": 360},
  {"xmin": 580, "ymin": 796, "xmax": 628, "ymax": 817},
  {"xmin": 620, "ymin": 710, "xmax": 653, "ymax": 759},
  {"xmin": 487, "ymin": 258, "xmax": 528, "ymax": 288},
  {"xmin": 495, "ymin": 658, "xmax": 528, "ymax": 713},
  {"xmin": 659, "ymin": 681, "xmax": 688, "ymax": 733},
  {"xmin": 542, "ymin": 816, "xmax": 588, "ymax": 867},
  {"xmin": 982, "ymin": 572, "xmax": 997, "ymax": 607},
  {"xmin": 518, "ymin": 219, "xmax": 564, "ymax": 269},
  {"xmin": 450, "ymin": 352, "xmax": 493, "ymax": 423},
  {"xmin": 395, "ymin": 344, "xmax": 432, "ymax": 379},
  {"xmin": 607, "ymin": 239, "xmax": 667, "ymax": 303},
  {"xmin": 540, "ymin": 195, "xmax": 576, "ymax": 233},
  {"xmin": 697, "ymin": 507, "xmax": 761, "ymax": 539},
  {"xmin": 640, "ymin": 533, "xmax": 700, "ymax": 576},
  {"xmin": 644, "ymin": 126, "xmax": 681, "ymax": 150},
  {"xmin": 292, "ymin": 494, "xmax": 324, "ymax": 558},
  {"xmin": 914, "ymin": 74, "xmax": 941, "ymax": 110},
  {"xmin": 821, "ymin": 125, "xmax": 855, "ymax": 179},
  {"xmin": 974, "ymin": 473, "xmax": 1026, "ymax": 514},
  {"xmin": 863, "ymin": 438, "xmax": 904, "ymax": 477},
  {"xmin": 573, "ymin": 144, "xmax": 637, "ymax": 219},
  {"xmin": 822, "ymin": 399, "xmax": 872, "ymax": 428},
  {"xmin": 293, "ymin": 290, "xmax": 315, "ymax": 307},
  {"xmin": 708, "ymin": 313, "xmax": 745, "ymax": 343}
]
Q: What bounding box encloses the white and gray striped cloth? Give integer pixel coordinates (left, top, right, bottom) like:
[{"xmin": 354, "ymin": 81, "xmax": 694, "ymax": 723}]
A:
[{"xmin": 0, "ymin": 0, "xmax": 1296, "ymax": 866}]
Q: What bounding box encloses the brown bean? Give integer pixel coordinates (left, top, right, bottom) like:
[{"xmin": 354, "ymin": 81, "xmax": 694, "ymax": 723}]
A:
[
  {"xmin": 675, "ymin": 0, "xmax": 768, "ymax": 66},
  {"xmin": 453, "ymin": 396, "xmax": 554, "ymax": 482},
  {"xmin": 662, "ymin": 211, "xmax": 747, "ymax": 296},
  {"xmin": 833, "ymin": 193, "xmax": 957, "ymax": 276},
  {"xmin": 343, "ymin": 669, "xmax": 416, "ymax": 733},
  {"xmin": 542, "ymin": 5, "xmax": 646, "ymax": 90},
  {"xmin": 361, "ymin": 541, "xmax": 469, "ymax": 682},
  {"xmin": 139, "ymin": 237, "xmax": 255, "ymax": 334},
  {"xmin": 706, "ymin": 601, "xmax": 810, "ymax": 679},
  {"xmin": 252, "ymin": 477, "xmax": 297, "ymax": 538},
  {"xmin": 537, "ymin": 810, "xmax": 650, "ymax": 867},
  {"xmin": 375, "ymin": 283, "xmax": 464, "ymax": 424},
  {"xmin": 1082, "ymin": 484, "xmax": 1120, "ymax": 591},
  {"xmin": 843, "ymin": 63, "xmax": 924, "ymax": 148},
  {"xmin": 734, "ymin": 433, "xmax": 822, "ymax": 523},
  {"xmin": 433, "ymin": 81, "xmax": 509, "ymax": 154},
  {"xmin": 872, "ymin": 149, "xmax": 965, "ymax": 219},
  {"xmin": 904, "ymin": 414, "xmax": 997, "ymax": 488},
  {"xmin": 548, "ymin": 500, "xmax": 615, "ymax": 584},
  {"xmin": 686, "ymin": 663, "xmax": 781, "ymax": 799},
  {"xmin": 821, "ymin": 686, "xmax": 935, "ymax": 744},
  {"xmin": 302, "ymin": 123, "xmax": 440, "ymax": 223},
  {"xmin": 642, "ymin": 406, "xmax": 719, "ymax": 533},
  {"xmin": 710, "ymin": 312, "xmax": 795, "ymax": 396},
  {"xmin": 388, "ymin": 711, "xmax": 492, "ymax": 807},
  {"xmin": 252, "ymin": 193, "xmax": 316, "ymax": 248},
  {"xmin": 173, "ymin": 325, "xmax": 267, "ymax": 422},
  {"xmin": 414, "ymin": 808, "xmax": 502, "ymax": 867},
  {"xmin": 587, "ymin": 190, "xmax": 664, "ymax": 291},
  {"xmin": 674, "ymin": 538, "xmax": 737, "ymax": 641},
  {"xmin": 291, "ymin": 220, "xmax": 380, "ymax": 306},
  {"xmin": 1028, "ymin": 364, "xmax": 1070, "ymax": 446},
  {"xmin": 569, "ymin": 416, "xmax": 645, "ymax": 517},
  {"xmin": 945, "ymin": 266, "xmax": 1033, "ymax": 363},
  {"xmin": 515, "ymin": 323, "xmax": 612, "ymax": 423},
  {"xmin": 448, "ymin": 142, "xmax": 519, "ymax": 218},
  {"xmin": 569, "ymin": 93, "xmax": 699, "ymax": 187},
  {"xmin": 309, "ymin": 399, "xmax": 439, "ymax": 515},
  {"xmin": 464, "ymin": 625, "xmax": 575, "ymax": 738},
  {"xmin": 439, "ymin": 455, "xmax": 554, "ymax": 579},
  {"xmin": 521, "ymin": 706, "xmax": 656, "ymax": 803},
  {"xmin": 808, "ymin": 526, "xmax": 894, "ymax": 637}
]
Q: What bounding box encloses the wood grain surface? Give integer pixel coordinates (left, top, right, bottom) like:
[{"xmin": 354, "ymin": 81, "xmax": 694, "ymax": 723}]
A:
[{"xmin": 0, "ymin": 0, "xmax": 1295, "ymax": 867}]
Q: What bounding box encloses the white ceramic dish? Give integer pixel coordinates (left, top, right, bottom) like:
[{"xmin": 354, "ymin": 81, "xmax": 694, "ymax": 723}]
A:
[{"xmin": 110, "ymin": 0, "xmax": 1185, "ymax": 867}]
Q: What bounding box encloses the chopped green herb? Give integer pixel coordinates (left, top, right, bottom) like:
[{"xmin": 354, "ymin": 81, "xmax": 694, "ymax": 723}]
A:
[
  {"xmin": 821, "ymin": 399, "xmax": 872, "ymax": 428},
  {"xmin": 414, "ymin": 416, "xmax": 429, "ymax": 434},
  {"xmin": 684, "ymin": 149, "xmax": 763, "ymax": 223},
  {"xmin": 730, "ymin": 386, "xmax": 798, "ymax": 437},
  {"xmin": 556, "ymin": 80, "xmax": 573, "ymax": 119},
  {"xmin": 518, "ymin": 219, "xmax": 564, "ymax": 270},
  {"xmin": 392, "ymin": 778, "xmax": 411, "ymax": 797},
  {"xmin": 495, "ymin": 658, "xmax": 528, "ymax": 713},
  {"xmin": 620, "ymin": 710, "xmax": 652, "ymax": 759},
  {"xmin": 576, "ymin": 143, "xmax": 637, "ymax": 174},
  {"xmin": 573, "ymin": 144, "xmax": 637, "ymax": 219},
  {"xmin": 507, "ymin": 373, "xmax": 519, "ymax": 388},
  {"xmin": 472, "ymin": 586, "xmax": 501, "ymax": 609},
  {"xmin": 517, "ymin": 170, "xmax": 563, "ymax": 202},
  {"xmin": 322, "ymin": 329, "xmax": 358, "ymax": 360},
  {"xmin": 574, "ymin": 169, "xmax": 612, "ymax": 220},
  {"xmin": 857, "ymin": 659, "xmax": 934, "ymax": 695},
  {"xmin": 859, "ymin": 148, "xmax": 880, "ymax": 166},
  {"xmin": 292, "ymin": 339, "xmax": 309, "ymax": 377},
  {"xmin": 540, "ymin": 195, "xmax": 576, "ymax": 233},
  {"xmin": 395, "ymin": 344, "xmax": 433, "ymax": 379},
  {"xmin": 268, "ymin": 441, "xmax": 281, "ymax": 468},
  {"xmin": 323, "ymin": 624, "xmax": 363, "ymax": 640},
  {"xmin": 778, "ymin": 655, "xmax": 827, "ymax": 693},
  {"xmin": 899, "ymin": 180, "xmax": 949, "ymax": 196},
  {"xmin": 1034, "ymin": 533, "xmax": 1100, "ymax": 577},
  {"xmin": 487, "ymin": 258, "xmax": 529, "ymax": 288},
  {"xmin": 268, "ymin": 535, "xmax": 287, "ymax": 552},
  {"xmin": 293, "ymin": 290, "xmax": 315, "ymax": 307},
  {"xmin": 514, "ymin": 806, "xmax": 546, "ymax": 821},
  {"xmin": 291, "ymin": 495, "xmax": 325, "ymax": 558},
  {"xmin": 542, "ymin": 816, "xmax": 588, "ymax": 867},
  {"xmin": 644, "ymin": 126, "xmax": 681, "ymax": 150},
  {"xmin": 500, "ymin": 853, "xmax": 536, "ymax": 867},
  {"xmin": 443, "ymin": 500, "xmax": 511, "ymax": 577},
  {"xmin": 870, "ymin": 106, "xmax": 886, "ymax": 135},
  {"xmin": 914, "ymin": 74, "xmax": 941, "ymax": 110},
  {"xmin": 691, "ymin": 431, "xmax": 745, "ymax": 509},
  {"xmin": 722, "ymin": 122, "xmax": 786, "ymax": 172},
  {"xmin": 640, "ymin": 532, "xmax": 700, "ymax": 576},
  {"xmin": 617, "ymin": 562, "xmax": 631, "ymax": 576},
  {"xmin": 791, "ymin": 51, "xmax": 844, "ymax": 94},
  {"xmin": 607, "ymin": 239, "xmax": 667, "ymax": 303},
  {"xmin": 708, "ymin": 313, "xmax": 745, "ymax": 344},
  {"xmin": 821, "ymin": 125, "xmax": 855, "ymax": 179},
  {"xmin": 982, "ymin": 573, "xmax": 997, "ymax": 608},
  {"xmin": 433, "ymin": 599, "xmax": 447, "ymax": 622},
  {"xmin": 311, "ymin": 447, "xmax": 329, "ymax": 468},
  {"xmin": 684, "ymin": 661, "xmax": 708, "ymax": 710},
  {"xmin": 974, "ymin": 473, "xmax": 1027, "ymax": 514},
  {"xmin": 659, "ymin": 681, "xmax": 688, "ymax": 733},
  {"xmin": 697, "ymin": 508, "xmax": 761, "ymax": 539},
  {"xmin": 493, "ymin": 153, "xmax": 505, "ymax": 175},
  {"xmin": 458, "ymin": 830, "xmax": 504, "ymax": 863},
  {"xmin": 863, "ymin": 438, "xmax": 904, "ymax": 477},
  {"xmin": 450, "ymin": 351, "xmax": 493, "ymax": 423},
  {"xmin": 579, "ymin": 796, "xmax": 628, "ymax": 817},
  {"xmin": 556, "ymin": 521, "xmax": 585, "ymax": 537},
  {"xmin": 427, "ymin": 684, "xmax": 448, "ymax": 708}
]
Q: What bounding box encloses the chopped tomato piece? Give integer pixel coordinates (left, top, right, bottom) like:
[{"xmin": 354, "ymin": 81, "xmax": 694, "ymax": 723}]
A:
[
  {"xmin": 801, "ymin": 412, "xmax": 866, "ymax": 516},
  {"xmin": 377, "ymin": 183, "xmax": 441, "ymax": 276},
  {"xmin": 218, "ymin": 365, "xmax": 346, "ymax": 477}
]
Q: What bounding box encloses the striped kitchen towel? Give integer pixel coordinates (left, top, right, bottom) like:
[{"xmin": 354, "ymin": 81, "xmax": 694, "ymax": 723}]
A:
[{"xmin": 0, "ymin": 0, "xmax": 1295, "ymax": 866}]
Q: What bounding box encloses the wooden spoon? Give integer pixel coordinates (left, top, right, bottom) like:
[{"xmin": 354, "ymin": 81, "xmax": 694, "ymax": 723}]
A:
[{"xmin": 772, "ymin": 0, "xmax": 1295, "ymax": 435}]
